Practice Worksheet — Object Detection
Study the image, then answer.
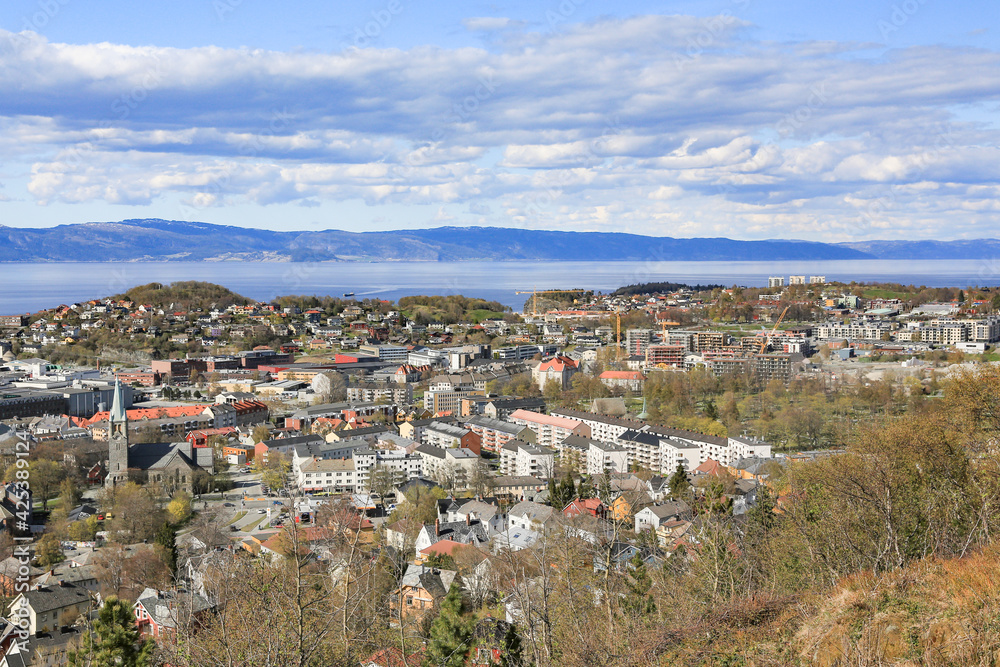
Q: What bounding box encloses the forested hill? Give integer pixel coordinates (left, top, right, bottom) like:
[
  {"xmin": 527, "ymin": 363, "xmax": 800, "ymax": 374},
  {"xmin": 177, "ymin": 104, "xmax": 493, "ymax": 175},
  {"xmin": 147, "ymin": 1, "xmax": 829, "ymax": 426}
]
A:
[{"xmin": 0, "ymin": 218, "xmax": 947, "ymax": 262}]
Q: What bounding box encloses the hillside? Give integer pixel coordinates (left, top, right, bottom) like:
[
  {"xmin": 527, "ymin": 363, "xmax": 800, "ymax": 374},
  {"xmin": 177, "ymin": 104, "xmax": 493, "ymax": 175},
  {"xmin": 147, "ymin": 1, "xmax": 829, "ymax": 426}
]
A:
[
  {"xmin": 0, "ymin": 219, "xmax": 878, "ymax": 262},
  {"xmin": 658, "ymin": 545, "xmax": 1000, "ymax": 665}
]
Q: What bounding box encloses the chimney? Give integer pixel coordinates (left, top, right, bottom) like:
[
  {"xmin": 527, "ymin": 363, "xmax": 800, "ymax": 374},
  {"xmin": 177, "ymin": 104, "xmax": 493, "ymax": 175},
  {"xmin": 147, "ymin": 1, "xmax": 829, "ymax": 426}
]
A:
[
  {"xmin": 57, "ymin": 580, "xmax": 65, "ymax": 587},
  {"xmin": 434, "ymin": 519, "xmax": 440, "ymax": 537},
  {"xmin": 465, "ymin": 514, "xmax": 471, "ymax": 527}
]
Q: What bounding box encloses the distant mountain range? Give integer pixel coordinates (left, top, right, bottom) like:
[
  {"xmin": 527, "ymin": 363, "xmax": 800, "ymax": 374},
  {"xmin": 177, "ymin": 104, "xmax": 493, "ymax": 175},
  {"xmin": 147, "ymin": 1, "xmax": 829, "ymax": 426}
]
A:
[{"xmin": 1, "ymin": 219, "xmax": 998, "ymax": 262}]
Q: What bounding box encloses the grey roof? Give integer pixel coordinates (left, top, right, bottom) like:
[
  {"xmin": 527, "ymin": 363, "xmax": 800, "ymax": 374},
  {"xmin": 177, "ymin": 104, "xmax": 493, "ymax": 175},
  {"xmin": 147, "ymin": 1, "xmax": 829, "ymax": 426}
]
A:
[
  {"xmin": 643, "ymin": 500, "xmax": 691, "ymax": 519},
  {"xmin": 126, "ymin": 441, "xmax": 209, "ymax": 472},
  {"xmin": 415, "ymin": 443, "xmax": 446, "ymax": 459},
  {"xmin": 398, "ymin": 563, "xmax": 458, "ymax": 598},
  {"xmin": 617, "ymin": 429, "xmax": 660, "ymax": 446},
  {"xmin": 462, "ymin": 416, "xmax": 524, "ymax": 434},
  {"xmin": 18, "ymin": 582, "xmax": 91, "ymax": 614},
  {"xmin": 134, "ymin": 587, "xmax": 214, "ymax": 631},
  {"xmin": 508, "ymin": 500, "xmax": 554, "ymax": 524},
  {"xmin": 423, "ymin": 520, "xmax": 490, "ymax": 545}
]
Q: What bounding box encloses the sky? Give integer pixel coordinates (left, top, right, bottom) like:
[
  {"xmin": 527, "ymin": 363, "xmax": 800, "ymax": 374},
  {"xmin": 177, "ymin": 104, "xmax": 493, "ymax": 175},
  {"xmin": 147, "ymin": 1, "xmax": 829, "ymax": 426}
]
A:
[{"xmin": 1, "ymin": 0, "xmax": 999, "ymax": 241}]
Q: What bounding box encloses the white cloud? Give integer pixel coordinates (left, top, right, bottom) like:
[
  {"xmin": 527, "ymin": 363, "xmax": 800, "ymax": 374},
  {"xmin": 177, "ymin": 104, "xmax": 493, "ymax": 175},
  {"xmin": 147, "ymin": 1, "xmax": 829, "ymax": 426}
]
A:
[{"xmin": 3, "ymin": 17, "xmax": 1000, "ymax": 240}]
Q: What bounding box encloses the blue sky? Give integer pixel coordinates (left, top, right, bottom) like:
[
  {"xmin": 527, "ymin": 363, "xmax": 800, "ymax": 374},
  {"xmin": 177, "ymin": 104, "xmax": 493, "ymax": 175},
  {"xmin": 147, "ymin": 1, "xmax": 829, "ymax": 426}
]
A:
[{"xmin": 1, "ymin": 0, "xmax": 999, "ymax": 240}]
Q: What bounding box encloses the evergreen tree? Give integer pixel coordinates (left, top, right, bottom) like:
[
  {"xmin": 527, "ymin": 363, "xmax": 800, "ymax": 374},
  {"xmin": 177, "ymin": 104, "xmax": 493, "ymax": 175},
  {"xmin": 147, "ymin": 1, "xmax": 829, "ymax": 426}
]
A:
[
  {"xmin": 423, "ymin": 582, "xmax": 472, "ymax": 667},
  {"xmin": 155, "ymin": 521, "xmax": 177, "ymax": 574},
  {"xmin": 622, "ymin": 553, "xmax": 656, "ymax": 616},
  {"xmin": 69, "ymin": 597, "xmax": 155, "ymax": 667},
  {"xmin": 500, "ymin": 622, "xmax": 528, "ymax": 667},
  {"xmin": 667, "ymin": 463, "xmax": 688, "ymax": 499}
]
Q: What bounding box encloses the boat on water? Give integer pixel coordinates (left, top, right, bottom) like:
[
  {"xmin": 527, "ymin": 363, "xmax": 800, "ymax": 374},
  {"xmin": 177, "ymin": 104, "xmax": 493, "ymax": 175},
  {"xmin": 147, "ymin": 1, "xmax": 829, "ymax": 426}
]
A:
[{"xmin": 343, "ymin": 292, "xmax": 354, "ymax": 297}]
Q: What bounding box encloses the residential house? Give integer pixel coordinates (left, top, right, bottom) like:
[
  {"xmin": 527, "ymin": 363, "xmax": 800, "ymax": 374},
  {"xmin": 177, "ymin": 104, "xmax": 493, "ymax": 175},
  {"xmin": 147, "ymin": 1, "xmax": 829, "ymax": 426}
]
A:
[
  {"xmin": 634, "ymin": 500, "xmax": 693, "ymax": 533},
  {"xmin": 389, "ymin": 564, "xmax": 460, "ymax": 623}
]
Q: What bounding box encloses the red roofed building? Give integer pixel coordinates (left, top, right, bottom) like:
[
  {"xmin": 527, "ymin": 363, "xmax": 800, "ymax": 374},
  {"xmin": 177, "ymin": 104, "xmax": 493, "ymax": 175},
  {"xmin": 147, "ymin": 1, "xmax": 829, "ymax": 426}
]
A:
[
  {"xmin": 598, "ymin": 370, "xmax": 645, "ymax": 392},
  {"xmin": 186, "ymin": 426, "xmax": 238, "ymax": 448},
  {"xmin": 532, "ymin": 355, "xmax": 578, "ymax": 390},
  {"xmin": 416, "ymin": 539, "xmax": 468, "ymax": 564},
  {"xmin": 563, "ymin": 497, "xmax": 607, "ymax": 519},
  {"xmin": 694, "ymin": 458, "xmax": 725, "ymax": 477}
]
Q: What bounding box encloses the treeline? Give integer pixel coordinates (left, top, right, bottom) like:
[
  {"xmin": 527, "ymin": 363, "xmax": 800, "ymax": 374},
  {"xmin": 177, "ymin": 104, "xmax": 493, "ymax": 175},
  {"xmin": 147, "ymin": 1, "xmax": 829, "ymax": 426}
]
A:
[
  {"xmin": 114, "ymin": 281, "xmax": 250, "ymax": 310},
  {"xmin": 612, "ymin": 282, "xmax": 723, "ymax": 296},
  {"xmin": 398, "ymin": 294, "xmax": 511, "ymax": 324}
]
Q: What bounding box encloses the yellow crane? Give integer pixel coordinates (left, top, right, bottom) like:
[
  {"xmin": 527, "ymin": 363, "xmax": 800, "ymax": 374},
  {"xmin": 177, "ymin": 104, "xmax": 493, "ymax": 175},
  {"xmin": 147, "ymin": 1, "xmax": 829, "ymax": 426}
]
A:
[
  {"xmin": 514, "ymin": 288, "xmax": 586, "ymax": 317},
  {"xmin": 757, "ymin": 305, "xmax": 790, "ymax": 355}
]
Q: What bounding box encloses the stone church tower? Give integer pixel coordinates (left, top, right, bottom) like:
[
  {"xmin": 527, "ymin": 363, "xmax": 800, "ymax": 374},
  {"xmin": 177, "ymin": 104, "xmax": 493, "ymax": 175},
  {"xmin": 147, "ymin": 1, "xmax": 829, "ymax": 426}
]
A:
[{"xmin": 106, "ymin": 380, "xmax": 130, "ymax": 487}]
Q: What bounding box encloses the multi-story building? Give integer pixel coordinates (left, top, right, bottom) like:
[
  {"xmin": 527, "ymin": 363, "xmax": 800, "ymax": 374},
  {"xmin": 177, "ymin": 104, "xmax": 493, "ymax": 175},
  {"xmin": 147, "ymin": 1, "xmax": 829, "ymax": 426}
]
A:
[
  {"xmin": 509, "ymin": 409, "xmax": 590, "ymax": 448},
  {"xmin": 414, "ymin": 444, "xmax": 480, "ymax": 490},
  {"xmin": 499, "ymin": 440, "xmax": 556, "ymax": 479},
  {"xmin": 645, "ymin": 344, "xmax": 686, "ymax": 368},
  {"xmin": 752, "ymin": 354, "xmax": 792, "ymax": 383},
  {"xmin": 691, "ymin": 331, "xmax": 729, "ymax": 353},
  {"xmin": 346, "ymin": 381, "xmax": 413, "ymax": 404},
  {"xmin": 586, "ymin": 439, "xmax": 629, "ymax": 475},
  {"xmin": 463, "ymin": 415, "xmax": 533, "ymax": 454},
  {"xmin": 422, "ymin": 422, "xmax": 482, "ymax": 455},
  {"xmin": 625, "ymin": 329, "xmax": 654, "ymax": 356},
  {"xmin": 767, "ymin": 276, "xmax": 784, "ymax": 288},
  {"xmin": 424, "ymin": 388, "xmax": 486, "ymax": 414}
]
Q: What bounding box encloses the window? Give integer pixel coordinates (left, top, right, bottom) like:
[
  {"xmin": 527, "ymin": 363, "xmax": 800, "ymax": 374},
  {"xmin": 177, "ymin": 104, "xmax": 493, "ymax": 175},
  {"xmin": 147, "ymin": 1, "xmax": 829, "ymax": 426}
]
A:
[{"xmin": 406, "ymin": 596, "xmax": 413, "ymax": 606}]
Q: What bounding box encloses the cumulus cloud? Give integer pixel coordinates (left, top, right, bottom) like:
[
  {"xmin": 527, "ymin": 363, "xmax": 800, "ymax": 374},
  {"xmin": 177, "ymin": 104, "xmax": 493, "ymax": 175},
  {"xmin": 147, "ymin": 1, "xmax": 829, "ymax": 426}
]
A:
[{"xmin": 3, "ymin": 15, "xmax": 1000, "ymax": 240}]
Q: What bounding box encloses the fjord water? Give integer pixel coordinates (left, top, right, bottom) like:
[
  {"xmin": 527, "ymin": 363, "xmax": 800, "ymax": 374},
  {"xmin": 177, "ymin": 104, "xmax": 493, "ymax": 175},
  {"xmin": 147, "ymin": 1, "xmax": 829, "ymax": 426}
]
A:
[{"xmin": 3, "ymin": 259, "xmax": 1000, "ymax": 314}]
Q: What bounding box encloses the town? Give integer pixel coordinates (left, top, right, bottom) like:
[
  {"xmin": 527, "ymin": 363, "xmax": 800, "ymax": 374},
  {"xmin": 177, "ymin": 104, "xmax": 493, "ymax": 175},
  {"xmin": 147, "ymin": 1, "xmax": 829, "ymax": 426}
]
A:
[{"xmin": 0, "ymin": 277, "xmax": 996, "ymax": 666}]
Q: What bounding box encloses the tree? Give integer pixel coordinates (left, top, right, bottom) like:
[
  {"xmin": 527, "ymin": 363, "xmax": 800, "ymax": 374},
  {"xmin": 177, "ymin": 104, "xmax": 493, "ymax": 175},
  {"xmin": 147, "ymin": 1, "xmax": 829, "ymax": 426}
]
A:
[
  {"xmin": 423, "ymin": 581, "xmax": 472, "ymax": 667},
  {"xmin": 155, "ymin": 521, "xmax": 178, "ymax": 574},
  {"xmin": 251, "ymin": 423, "xmax": 271, "ymax": 443},
  {"xmin": 60, "ymin": 476, "xmax": 82, "ymax": 509},
  {"xmin": 667, "ymin": 463, "xmax": 689, "ymax": 500},
  {"xmin": 68, "ymin": 516, "xmax": 99, "ymax": 542},
  {"xmin": 468, "ymin": 458, "xmax": 495, "ymax": 499},
  {"xmin": 35, "ymin": 533, "xmax": 64, "ymax": 567},
  {"xmin": 109, "ymin": 483, "xmax": 163, "ymax": 543},
  {"xmin": 167, "ymin": 491, "xmax": 193, "ymax": 524},
  {"xmin": 69, "ymin": 597, "xmax": 155, "ymax": 667},
  {"xmin": 499, "ymin": 622, "xmax": 528, "ymax": 667},
  {"xmin": 29, "ymin": 459, "xmax": 65, "ymax": 510}
]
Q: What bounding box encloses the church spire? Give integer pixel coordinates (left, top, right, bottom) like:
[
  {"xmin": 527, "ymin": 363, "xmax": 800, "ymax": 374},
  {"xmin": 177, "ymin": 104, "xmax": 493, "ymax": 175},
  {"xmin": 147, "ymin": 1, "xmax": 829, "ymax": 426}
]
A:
[{"xmin": 110, "ymin": 379, "xmax": 127, "ymax": 424}]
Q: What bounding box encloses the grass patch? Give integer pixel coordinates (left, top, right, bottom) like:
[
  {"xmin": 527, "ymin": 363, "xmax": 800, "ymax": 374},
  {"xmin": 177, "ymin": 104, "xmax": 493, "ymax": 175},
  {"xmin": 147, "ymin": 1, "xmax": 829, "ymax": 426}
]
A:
[
  {"xmin": 228, "ymin": 511, "xmax": 247, "ymax": 525},
  {"xmin": 243, "ymin": 515, "xmax": 268, "ymax": 532}
]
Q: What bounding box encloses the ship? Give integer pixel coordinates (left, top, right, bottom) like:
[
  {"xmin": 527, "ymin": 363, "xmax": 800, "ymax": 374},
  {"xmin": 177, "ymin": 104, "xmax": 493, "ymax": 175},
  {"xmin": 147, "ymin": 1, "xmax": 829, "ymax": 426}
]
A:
[{"xmin": 343, "ymin": 292, "xmax": 354, "ymax": 297}]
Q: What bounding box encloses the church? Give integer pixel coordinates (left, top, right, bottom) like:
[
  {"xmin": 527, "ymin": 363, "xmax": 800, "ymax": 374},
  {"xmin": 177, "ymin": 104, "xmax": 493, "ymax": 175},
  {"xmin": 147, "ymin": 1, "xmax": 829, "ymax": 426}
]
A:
[{"xmin": 106, "ymin": 381, "xmax": 214, "ymax": 493}]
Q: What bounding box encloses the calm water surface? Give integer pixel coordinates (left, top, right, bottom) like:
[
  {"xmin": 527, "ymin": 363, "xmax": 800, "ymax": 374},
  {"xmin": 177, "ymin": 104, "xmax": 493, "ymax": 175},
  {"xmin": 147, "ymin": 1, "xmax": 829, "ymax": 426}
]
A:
[{"xmin": 2, "ymin": 259, "xmax": 999, "ymax": 314}]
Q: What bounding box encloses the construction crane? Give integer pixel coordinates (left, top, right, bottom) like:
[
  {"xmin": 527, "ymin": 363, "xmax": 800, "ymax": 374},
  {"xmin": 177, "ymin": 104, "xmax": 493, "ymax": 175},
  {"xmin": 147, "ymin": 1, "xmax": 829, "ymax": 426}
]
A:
[
  {"xmin": 514, "ymin": 288, "xmax": 586, "ymax": 317},
  {"xmin": 757, "ymin": 305, "xmax": 790, "ymax": 355}
]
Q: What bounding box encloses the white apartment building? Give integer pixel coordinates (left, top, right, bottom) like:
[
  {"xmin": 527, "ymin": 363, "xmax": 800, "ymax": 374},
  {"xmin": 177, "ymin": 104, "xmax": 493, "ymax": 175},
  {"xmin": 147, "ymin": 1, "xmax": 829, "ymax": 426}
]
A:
[
  {"xmin": 586, "ymin": 439, "xmax": 629, "ymax": 475},
  {"xmin": 414, "ymin": 444, "xmax": 480, "ymax": 489},
  {"xmin": 500, "ymin": 440, "xmax": 556, "ymax": 479}
]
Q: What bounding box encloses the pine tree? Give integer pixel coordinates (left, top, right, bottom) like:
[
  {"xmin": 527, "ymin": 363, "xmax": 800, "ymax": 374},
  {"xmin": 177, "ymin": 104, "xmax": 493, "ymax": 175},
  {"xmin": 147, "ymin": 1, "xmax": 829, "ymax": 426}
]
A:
[
  {"xmin": 423, "ymin": 582, "xmax": 472, "ymax": 667},
  {"xmin": 500, "ymin": 622, "xmax": 528, "ymax": 667},
  {"xmin": 622, "ymin": 553, "xmax": 656, "ymax": 616},
  {"xmin": 69, "ymin": 597, "xmax": 155, "ymax": 667},
  {"xmin": 668, "ymin": 463, "xmax": 688, "ymax": 500},
  {"xmin": 155, "ymin": 521, "xmax": 177, "ymax": 574}
]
